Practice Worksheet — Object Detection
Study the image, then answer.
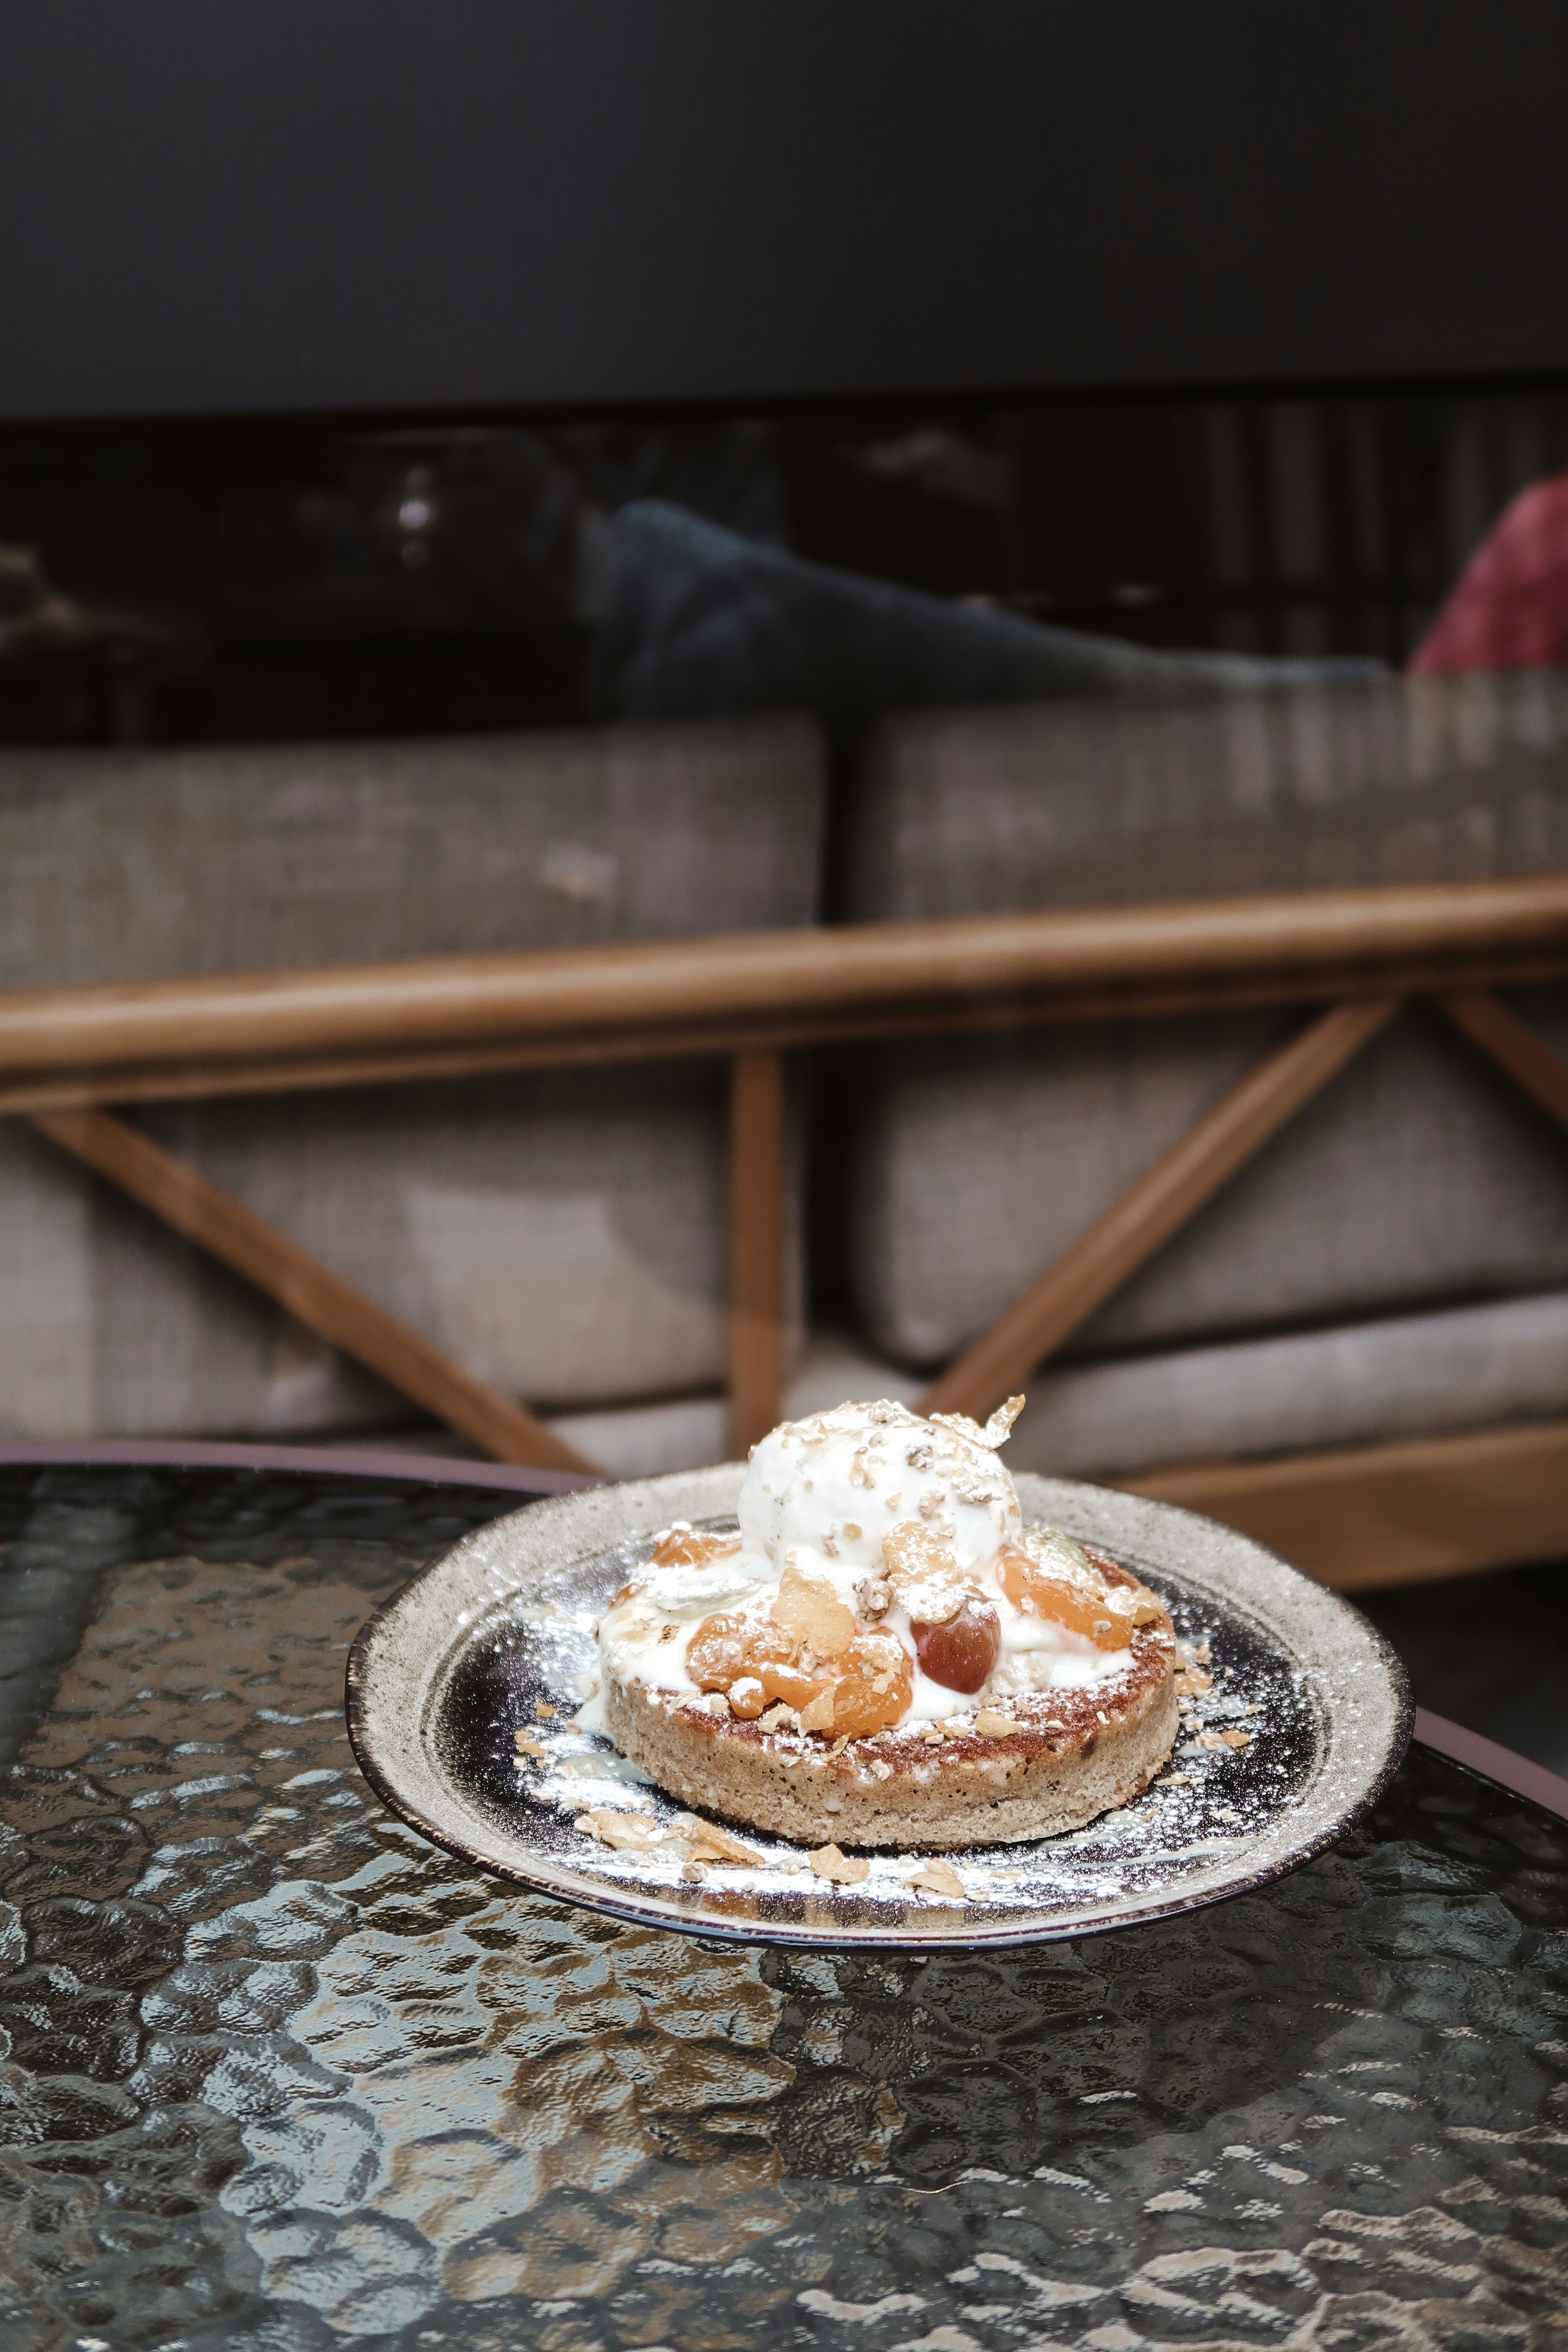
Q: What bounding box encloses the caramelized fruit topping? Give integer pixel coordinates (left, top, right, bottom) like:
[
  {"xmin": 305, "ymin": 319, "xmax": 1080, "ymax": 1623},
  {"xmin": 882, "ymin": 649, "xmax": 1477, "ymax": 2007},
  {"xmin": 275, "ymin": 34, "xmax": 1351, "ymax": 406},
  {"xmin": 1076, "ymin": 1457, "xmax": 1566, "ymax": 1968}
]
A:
[
  {"xmin": 651, "ymin": 1525, "xmax": 741, "ymax": 1569},
  {"xmin": 686, "ymin": 1609, "xmax": 912, "ymax": 1738},
  {"xmin": 994, "ymin": 1536, "xmax": 1166, "ymax": 1649}
]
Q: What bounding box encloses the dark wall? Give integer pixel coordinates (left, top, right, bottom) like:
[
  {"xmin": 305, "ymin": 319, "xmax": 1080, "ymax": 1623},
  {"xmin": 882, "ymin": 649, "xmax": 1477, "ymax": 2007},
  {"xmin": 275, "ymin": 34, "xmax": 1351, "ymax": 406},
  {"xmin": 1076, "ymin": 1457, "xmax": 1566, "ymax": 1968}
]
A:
[{"xmin": 3, "ymin": 2, "xmax": 1565, "ymax": 423}]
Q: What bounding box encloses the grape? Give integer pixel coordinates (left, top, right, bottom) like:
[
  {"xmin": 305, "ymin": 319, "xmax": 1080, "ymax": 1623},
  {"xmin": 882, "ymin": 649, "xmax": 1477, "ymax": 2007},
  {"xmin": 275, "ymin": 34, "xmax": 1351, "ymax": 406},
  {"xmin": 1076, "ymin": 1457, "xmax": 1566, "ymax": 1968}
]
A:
[{"xmin": 910, "ymin": 1599, "xmax": 1001, "ymax": 1694}]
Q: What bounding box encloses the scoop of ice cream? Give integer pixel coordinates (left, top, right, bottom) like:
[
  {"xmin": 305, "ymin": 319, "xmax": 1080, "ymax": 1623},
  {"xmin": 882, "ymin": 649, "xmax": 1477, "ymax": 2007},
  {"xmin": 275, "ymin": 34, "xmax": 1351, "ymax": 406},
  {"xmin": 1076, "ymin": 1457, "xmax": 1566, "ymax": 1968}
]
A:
[{"xmin": 736, "ymin": 1397, "xmax": 1024, "ymax": 1605}]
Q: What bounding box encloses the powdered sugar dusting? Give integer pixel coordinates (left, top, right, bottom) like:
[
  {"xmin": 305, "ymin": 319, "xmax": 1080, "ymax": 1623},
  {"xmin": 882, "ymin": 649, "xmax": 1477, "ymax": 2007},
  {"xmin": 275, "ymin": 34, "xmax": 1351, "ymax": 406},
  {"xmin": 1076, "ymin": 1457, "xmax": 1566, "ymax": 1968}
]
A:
[{"xmin": 478, "ymin": 1513, "xmax": 1317, "ymax": 1936}]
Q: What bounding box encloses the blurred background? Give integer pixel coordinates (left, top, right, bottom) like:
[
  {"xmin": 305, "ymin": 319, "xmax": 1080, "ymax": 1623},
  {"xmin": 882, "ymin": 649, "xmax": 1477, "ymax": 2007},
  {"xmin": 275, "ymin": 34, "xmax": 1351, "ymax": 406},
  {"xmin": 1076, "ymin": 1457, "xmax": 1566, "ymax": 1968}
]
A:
[{"xmin": 2, "ymin": 2, "xmax": 1566, "ymax": 1771}]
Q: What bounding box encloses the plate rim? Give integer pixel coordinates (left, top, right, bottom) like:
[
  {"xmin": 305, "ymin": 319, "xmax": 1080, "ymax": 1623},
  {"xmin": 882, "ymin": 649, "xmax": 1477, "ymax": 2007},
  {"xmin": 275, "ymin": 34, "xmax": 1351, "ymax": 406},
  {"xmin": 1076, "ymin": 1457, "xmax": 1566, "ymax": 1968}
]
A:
[{"xmin": 345, "ymin": 1465, "xmax": 1414, "ymax": 1949}]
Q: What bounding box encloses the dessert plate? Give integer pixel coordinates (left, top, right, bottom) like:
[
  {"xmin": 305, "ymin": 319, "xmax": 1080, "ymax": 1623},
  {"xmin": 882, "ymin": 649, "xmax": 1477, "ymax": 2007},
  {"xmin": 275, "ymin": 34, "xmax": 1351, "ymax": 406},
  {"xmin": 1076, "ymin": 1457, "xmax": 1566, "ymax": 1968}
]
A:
[{"xmin": 346, "ymin": 1467, "xmax": 1411, "ymax": 1950}]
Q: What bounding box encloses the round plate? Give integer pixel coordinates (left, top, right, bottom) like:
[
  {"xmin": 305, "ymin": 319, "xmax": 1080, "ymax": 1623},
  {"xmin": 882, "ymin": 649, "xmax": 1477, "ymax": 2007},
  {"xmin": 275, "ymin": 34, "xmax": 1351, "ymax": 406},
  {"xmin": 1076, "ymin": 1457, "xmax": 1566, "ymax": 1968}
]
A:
[{"xmin": 346, "ymin": 1467, "xmax": 1412, "ymax": 1949}]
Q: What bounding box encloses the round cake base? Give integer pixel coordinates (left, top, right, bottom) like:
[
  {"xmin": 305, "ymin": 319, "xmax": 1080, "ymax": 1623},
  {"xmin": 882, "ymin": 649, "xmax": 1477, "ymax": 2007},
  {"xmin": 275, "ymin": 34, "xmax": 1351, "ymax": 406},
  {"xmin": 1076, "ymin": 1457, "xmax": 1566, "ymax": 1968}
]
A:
[{"xmin": 603, "ymin": 1634, "xmax": 1179, "ymax": 1851}]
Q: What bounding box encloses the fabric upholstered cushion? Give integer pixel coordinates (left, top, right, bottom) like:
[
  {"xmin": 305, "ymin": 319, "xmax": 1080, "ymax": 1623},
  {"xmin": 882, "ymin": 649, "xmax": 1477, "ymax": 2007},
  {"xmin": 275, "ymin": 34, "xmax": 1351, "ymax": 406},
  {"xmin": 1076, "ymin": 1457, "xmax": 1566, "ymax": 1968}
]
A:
[
  {"xmin": 847, "ymin": 672, "xmax": 1568, "ymax": 921},
  {"xmin": 1005, "ymin": 1288, "xmax": 1568, "ymax": 1480},
  {"xmin": 844, "ymin": 675, "xmax": 1568, "ymax": 1368},
  {"xmin": 536, "ymin": 1287, "xmax": 1568, "ymax": 1484},
  {"xmin": 849, "ymin": 1003, "xmax": 1568, "ymax": 1367},
  {"xmin": 799, "ymin": 1302, "xmax": 1568, "ymax": 1485},
  {"xmin": 0, "ymin": 717, "xmax": 823, "ymax": 1441},
  {"xmin": 0, "ymin": 713, "xmax": 824, "ymax": 986},
  {"xmin": 0, "ymin": 1063, "xmax": 793, "ymax": 1439}
]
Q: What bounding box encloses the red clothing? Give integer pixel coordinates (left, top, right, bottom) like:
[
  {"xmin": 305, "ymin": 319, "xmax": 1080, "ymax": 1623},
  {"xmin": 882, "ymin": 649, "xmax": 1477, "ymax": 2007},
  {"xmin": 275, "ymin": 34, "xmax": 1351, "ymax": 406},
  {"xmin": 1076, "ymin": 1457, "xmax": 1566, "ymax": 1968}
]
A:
[{"xmin": 1411, "ymin": 473, "xmax": 1568, "ymax": 673}]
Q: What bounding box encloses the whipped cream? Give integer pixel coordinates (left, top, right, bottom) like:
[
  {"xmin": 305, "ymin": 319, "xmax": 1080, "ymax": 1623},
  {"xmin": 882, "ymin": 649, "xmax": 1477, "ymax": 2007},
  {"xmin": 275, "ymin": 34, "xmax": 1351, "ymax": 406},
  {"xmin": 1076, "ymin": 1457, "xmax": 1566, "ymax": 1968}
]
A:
[{"xmin": 594, "ymin": 1398, "xmax": 1149, "ymax": 1736}]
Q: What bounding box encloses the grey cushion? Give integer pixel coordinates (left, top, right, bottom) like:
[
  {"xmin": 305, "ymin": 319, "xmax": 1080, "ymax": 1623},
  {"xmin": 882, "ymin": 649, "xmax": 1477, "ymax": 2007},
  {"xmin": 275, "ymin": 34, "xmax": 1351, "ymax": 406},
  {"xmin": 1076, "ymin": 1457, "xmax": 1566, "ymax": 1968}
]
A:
[
  {"xmin": 847, "ymin": 671, "xmax": 1568, "ymax": 920},
  {"xmin": 1011, "ymin": 1289, "xmax": 1568, "ymax": 1479},
  {"xmin": 0, "ymin": 712, "xmax": 824, "ymax": 986},
  {"xmin": 0, "ymin": 717, "xmax": 824, "ymax": 1439},
  {"xmin": 851, "ymin": 1004, "xmax": 1568, "ymax": 1366},
  {"xmin": 845, "ymin": 675, "xmax": 1568, "ymax": 1368},
  {"xmin": 547, "ymin": 1287, "xmax": 1568, "ymax": 1481},
  {"xmin": 0, "ymin": 1063, "xmax": 788, "ymax": 1438}
]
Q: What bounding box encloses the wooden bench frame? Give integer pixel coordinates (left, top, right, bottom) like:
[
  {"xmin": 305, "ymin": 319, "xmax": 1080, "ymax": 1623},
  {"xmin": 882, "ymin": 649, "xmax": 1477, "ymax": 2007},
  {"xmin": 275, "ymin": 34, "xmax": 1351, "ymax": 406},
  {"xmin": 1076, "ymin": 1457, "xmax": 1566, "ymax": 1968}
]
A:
[{"xmin": 4, "ymin": 873, "xmax": 1568, "ymax": 1589}]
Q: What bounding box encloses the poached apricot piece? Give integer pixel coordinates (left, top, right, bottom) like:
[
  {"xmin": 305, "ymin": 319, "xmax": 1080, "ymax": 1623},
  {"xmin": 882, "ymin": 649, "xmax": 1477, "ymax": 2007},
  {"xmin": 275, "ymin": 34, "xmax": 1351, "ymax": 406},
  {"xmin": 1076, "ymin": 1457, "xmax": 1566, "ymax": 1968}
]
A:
[
  {"xmin": 686, "ymin": 1611, "xmax": 816, "ymax": 1713},
  {"xmin": 994, "ymin": 1536, "xmax": 1165, "ymax": 1650},
  {"xmin": 994, "ymin": 1539, "xmax": 1125, "ymax": 1650},
  {"xmin": 824, "ymin": 1630, "xmax": 913, "ymax": 1737},
  {"xmin": 686, "ymin": 1610, "xmax": 912, "ymax": 1736}
]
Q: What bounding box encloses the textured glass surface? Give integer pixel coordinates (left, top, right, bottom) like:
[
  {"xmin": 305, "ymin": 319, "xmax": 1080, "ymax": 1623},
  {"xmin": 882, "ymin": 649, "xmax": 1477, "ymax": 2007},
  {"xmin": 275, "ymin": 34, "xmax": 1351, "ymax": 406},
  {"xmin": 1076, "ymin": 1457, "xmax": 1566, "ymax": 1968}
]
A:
[{"xmin": 1, "ymin": 1462, "xmax": 1565, "ymax": 2352}]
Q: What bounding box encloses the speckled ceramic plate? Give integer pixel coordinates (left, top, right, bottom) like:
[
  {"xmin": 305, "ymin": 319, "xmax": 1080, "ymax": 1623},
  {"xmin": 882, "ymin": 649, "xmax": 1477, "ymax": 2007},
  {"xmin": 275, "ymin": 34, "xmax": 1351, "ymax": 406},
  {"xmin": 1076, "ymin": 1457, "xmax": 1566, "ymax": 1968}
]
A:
[{"xmin": 346, "ymin": 1467, "xmax": 1411, "ymax": 1949}]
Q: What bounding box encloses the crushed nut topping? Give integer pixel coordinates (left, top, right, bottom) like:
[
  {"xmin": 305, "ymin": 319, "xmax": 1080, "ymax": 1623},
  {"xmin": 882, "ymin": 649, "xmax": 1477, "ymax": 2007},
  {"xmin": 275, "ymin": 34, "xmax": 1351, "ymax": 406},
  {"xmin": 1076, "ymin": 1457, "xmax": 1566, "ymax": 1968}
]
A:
[{"xmin": 953, "ymin": 1480, "xmax": 1000, "ymax": 1507}]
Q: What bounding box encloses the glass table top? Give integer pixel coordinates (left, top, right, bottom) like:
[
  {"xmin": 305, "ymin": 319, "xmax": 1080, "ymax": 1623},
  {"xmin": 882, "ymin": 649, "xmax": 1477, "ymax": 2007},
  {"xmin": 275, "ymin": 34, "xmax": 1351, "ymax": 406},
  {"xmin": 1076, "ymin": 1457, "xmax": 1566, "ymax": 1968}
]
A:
[{"xmin": 1, "ymin": 1458, "xmax": 1565, "ymax": 2352}]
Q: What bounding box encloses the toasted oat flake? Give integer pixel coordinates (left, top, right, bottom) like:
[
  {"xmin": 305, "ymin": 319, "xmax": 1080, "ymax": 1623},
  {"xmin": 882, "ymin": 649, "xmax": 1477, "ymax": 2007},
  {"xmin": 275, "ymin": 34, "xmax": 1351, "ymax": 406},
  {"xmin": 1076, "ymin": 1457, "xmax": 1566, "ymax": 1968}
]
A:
[
  {"xmin": 810, "ymin": 1842, "xmax": 869, "ymax": 1886},
  {"xmin": 974, "ymin": 1709, "xmax": 1024, "ymax": 1737},
  {"xmin": 577, "ymin": 1807, "xmax": 665, "ymax": 1852},
  {"xmin": 671, "ymin": 1812, "xmax": 766, "ymax": 1867},
  {"xmin": 797, "ymin": 1689, "xmax": 836, "ymax": 1733},
  {"xmin": 534, "ymin": 1699, "xmax": 557, "ymax": 1718},
  {"xmin": 904, "ymin": 1855, "xmax": 966, "ymax": 1900},
  {"xmin": 513, "ymin": 1728, "xmax": 549, "ymax": 1759}
]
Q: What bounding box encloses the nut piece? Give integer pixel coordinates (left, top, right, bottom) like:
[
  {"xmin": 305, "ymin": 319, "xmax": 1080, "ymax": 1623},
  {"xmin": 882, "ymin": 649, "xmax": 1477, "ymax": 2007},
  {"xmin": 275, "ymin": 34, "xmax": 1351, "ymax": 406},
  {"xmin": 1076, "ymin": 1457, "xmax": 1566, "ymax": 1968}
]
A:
[
  {"xmin": 810, "ymin": 1843, "xmax": 870, "ymax": 1885},
  {"xmin": 513, "ymin": 1728, "xmax": 549, "ymax": 1759}
]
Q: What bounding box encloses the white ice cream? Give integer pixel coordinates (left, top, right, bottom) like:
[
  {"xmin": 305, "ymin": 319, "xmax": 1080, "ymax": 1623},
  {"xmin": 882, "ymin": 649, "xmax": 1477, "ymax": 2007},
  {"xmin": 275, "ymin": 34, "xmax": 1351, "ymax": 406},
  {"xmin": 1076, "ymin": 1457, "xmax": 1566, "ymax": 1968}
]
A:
[{"xmin": 592, "ymin": 1398, "xmax": 1141, "ymax": 1733}]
